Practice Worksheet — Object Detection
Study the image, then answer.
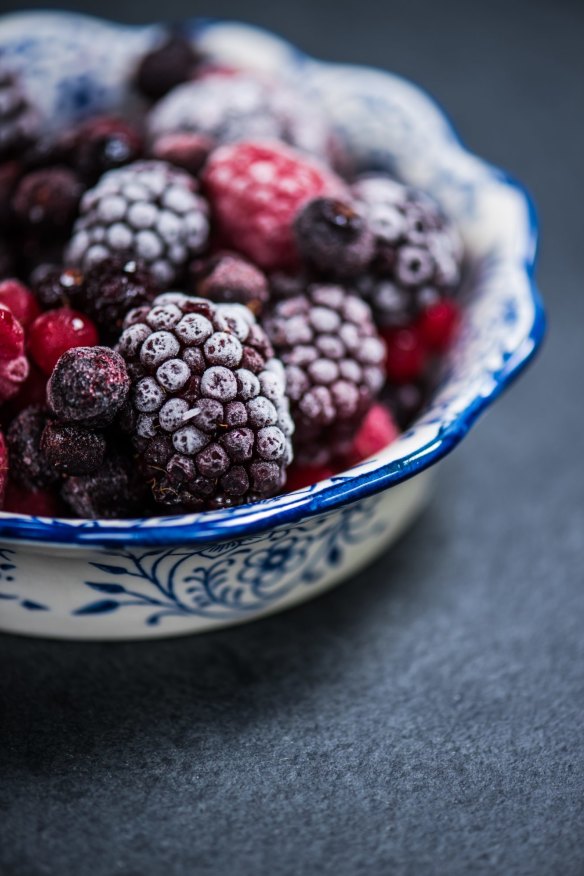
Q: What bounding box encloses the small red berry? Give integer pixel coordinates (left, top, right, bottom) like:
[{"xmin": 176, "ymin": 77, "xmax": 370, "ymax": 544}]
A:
[
  {"xmin": 416, "ymin": 299, "xmax": 460, "ymax": 353},
  {"xmin": 3, "ymin": 481, "xmax": 61, "ymax": 517},
  {"xmin": 0, "ymin": 304, "xmax": 25, "ymax": 361},
  {"xmin": 203, "ymin": 141, "xmax": 348, "ymax": 271},
  {"xmin": 343, "ymin": 403, "xmax": 399, "ymax": 467},
  {"xmin": 0, "ymin": 279, "xmax": 41, "ymax": 329},
  {"xmin": 28, "ymin": 308, "xmax": 99, "ymax": 375},
  {"xmin": 285, "ymin": 463, "xmax": 336, "ymax": 492},
  {"xmin": 382, "ymin": 326, "xmax": 427, "ymax": 384}
]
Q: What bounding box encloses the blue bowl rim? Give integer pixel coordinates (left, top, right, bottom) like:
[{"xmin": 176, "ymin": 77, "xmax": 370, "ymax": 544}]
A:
[{"xmin": 0, "ymin": 18, "xmax": 546, "ymax": 547}]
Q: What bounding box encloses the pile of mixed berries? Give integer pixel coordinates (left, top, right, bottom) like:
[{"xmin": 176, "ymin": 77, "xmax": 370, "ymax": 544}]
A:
[{"xmin": 0, "ymin": 32, "xmax": 463, "ymax": 518}]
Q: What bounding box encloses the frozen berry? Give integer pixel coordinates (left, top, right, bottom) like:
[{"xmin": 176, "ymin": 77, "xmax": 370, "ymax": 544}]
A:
[
  {"xmin": 342, "ymin": 404, "xmax": 399, "ymax": 467},
  {"xmin": 61, "ymin": 455, "xmax": 146, "ymax": 519},
  {"xmin": 135, "ymin": 32, "xmax": 200, "ymax": 101},
  {"xmin": 0, "ymin": 430, "xmax": 7, "ymax": 507},
  {"xmin": 0, "ymin": 304, "xmax": 29, "ymax": 403},
  {"xmin": 28, "ymin": 309, "xmax": 99, "ymax": 374},
  {"xmin": 190, "ymin": 253, "xmax": 269, "ymax": 314},
  {"xmin": 264, "ymin": 284, "xmax": 386, "ymax": 465},
  {"xmin": 47, "ymin": 346, "xmax": 130, "ymax": 428},
  {"xmin": 41, "ymin": 421, "xmax": 106, "ymax": 475},
  {"xmin": 0, "ymin": 279, "xmax": 40, "ymax": 328},
  {"xmin": 12, "ymin": 167, "xmax": 84, "ymax": 236},
  {"xmin": 203, "ymin": 141, "xmax": 347, "ymax": 271},
  {"xmin": 382, "ymin": 326, "xmax": 427, "ymax": 384},
  {"xmin": 3, "ymin": 363, "xmax": 47, "ymax": 416},
  {"xmin": 6, "ymin": 405, "xmax": 59, "ymax": 489},
  {"xmin": 0, "ymin": 64, "xmax": 40, "ymax": 160},
  {"xmin": 30, "ymin": 264, "xmax": 85, "ymax": 308},
  {"xmin": 353, "ymin": 175, "xmax": 463, "ymax": 326},
  {"xmin": 416, "ymin": 299, "xmax": 460, "ymax": 353},
  {"xmin": 294, "ymin": 198, "xmax": 375, "ymax": 277},
  {"xmin": 66, "ymin": 160, "xmax": 209, "ymax": 287},
  {"xmin": 79, "ymin": 255, "xmax": 158, "ymax": 341},
  {"xmin": 63, "ymin": 115, "xmax": 143, "ymax": 182},
  {"xmin": 150, "ymin": 131, "xmax": 215, "ymax": 176},
  {"xmin": 117, "ymin": 292, "xmax": 294, "ymax": 509},
  {"xmin": 3, "ymin": 481, "xmax": 61, "ymax": 517},
  {"xmin": 148, "ymin": 72, "xmax": 333, "ymax": 159},
  {"xmin": 0, "ymin": 160, "xmax": 22, "ymax": 225},
  {"xmin": 383, "ymin": 380, "xmax": 429, "ymax": 430}
]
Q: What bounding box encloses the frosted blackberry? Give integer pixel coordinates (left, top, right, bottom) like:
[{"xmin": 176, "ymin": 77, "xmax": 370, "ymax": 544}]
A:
[
  {"xmin": 117, "ymin": 292, "xmax": 294, "ymax": 510},
  {"xmin": 0, "ymin": 64, "xmax": 40, "ymax": 160},
  {"xmin": 66, "ymin": 160, "xmax": 210, "ymax": 287},
  {"xmin": 6, "ymin": 405, "xmax": 60, "ymax": 490},
  {"xmin": 353, "ymin": 175, "xmax": 463, "ymax": 326},
  {"xmin": 264, "ymin": 284, "xmax": 386, "ymax": 465},
  {"xmin": 147, "ymin": 72, "xmax": 332, "ymax": 159}
]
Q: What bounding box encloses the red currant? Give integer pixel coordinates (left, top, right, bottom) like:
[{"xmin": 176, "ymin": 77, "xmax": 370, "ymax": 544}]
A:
[
  {"xmin": 382, "ymin": 326, "xmax": 427, "ymax": 384},
  {"xmin": 417, "ymin": 300, "xmax": 460, "ymax": 353},
  {"xmin": 28, "ymin": 308, "xmax": 99, "ymax": 375},
  {"xmin": 0, "ymin": 304, "xmax": 25, "ymax": 362},
  {"xmin": 0, "ymin": 279, "xmax": 41, "ymax": 329}
]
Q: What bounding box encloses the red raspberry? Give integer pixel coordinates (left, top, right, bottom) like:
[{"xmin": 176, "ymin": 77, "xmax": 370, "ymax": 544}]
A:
[
  {"xmin": 28, "ymin": 308, "xmax": 99, "ymax": 375},
  {"xmin": 416, "ymin": 299, "xmax": 460, "ymax": 353},
  {"xmin": 3, "ymin": 481, "xmax": 61, "ymax": 516},
  {"xmin": 203, "ymin": 141, "xmax": 347, "ymax": 271},
  {"xmin": 286, "ymin": 462, "xmax": 336, "ymax": 492},
  {"xmin": 343, "ymin": 403, "xmax": 399, "ymax": 467},
  {"xmin": 0, "ymin": 305, "xmax": 29, "ymax": 403},
  {"xmin": 382, "ymin": 326, "xmax": 427, "ymax": 384},
  {"xmin": 0, "ymin": 279, "xmax": 40, "ymax": 329},
  {"xmin": 0, "ymin": 430, "xmax": 7, "ymax": 508}
]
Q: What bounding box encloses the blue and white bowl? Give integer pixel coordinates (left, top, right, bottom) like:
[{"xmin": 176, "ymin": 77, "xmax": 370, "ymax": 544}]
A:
[{"xmin": 0, "ymin": 13, "xmax": 545, "ymax": 639}]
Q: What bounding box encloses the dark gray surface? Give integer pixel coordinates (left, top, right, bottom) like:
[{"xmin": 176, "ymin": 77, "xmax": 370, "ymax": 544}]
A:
[{"xmin": 1, "ymin": 1, "xmax": 583, "ymax": 874}]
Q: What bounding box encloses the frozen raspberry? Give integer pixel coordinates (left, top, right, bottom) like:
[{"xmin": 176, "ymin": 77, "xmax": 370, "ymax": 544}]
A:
[
  {"xmin": 353, "ymin": 175, "xmax": 463, "ymax": 326},
  {"xmin": 204, "ymin": 141, "xmax": 347, "ymax": 272},
  {"xmin": 66, "ymin": 160, "xmax": 210, "ymax": 287},
  {"xmin": 41, "ymin": 421, "xmax": 106, "ymax": 476},
  {"xmin": 28, "ymin": 309, "xmax": 99, "ymax": 374},
  {"xmin": 135, "ymin": 32, "xmax": 200, "ymax": 101},
  {"xmin": 190, "ymin": 253, "xmax": 269, "ymax": 314},
  {"xmin": 6, "ymin": 405, "xmax": 59, "ymax": 489},
  {"xmin": 61, "ymin": 455, "xmax": 143, "ymax": 519},
  {"xmin": 294, "ymin": 198, "xmax": 375, "ymax": 278},
  {"xmin": 416, "ymin": 299, "xmax": 460, "ymax": 353},
  {"xmin": 264, "ymin": 284, "xmax": 386, "ymax": 465},
  {"xmin": 150, "ymin": 132, "xmax": 215, "ymax": 176},
  {"xmin": 0, "ymin": 64, "xmax": 40, "ymax": 160},
  {"xmin": 0, "ymin": 430, "xmax": 7, "ymax": 507},
  {"xmin": 4, "ymin": 481, "xmax": 61, "ymax": 517},
  {"xmin": 382, "ymin": 325, "xmax": 427, "ymax": 384},
  {"xmin": 0, "ymin": 304, "xmax": 29, "ymax": 403},
  {"xmin": 30, "ymin": 264, "xmax": 85, "ymax": 308},
  {"xmin": 79, "ymin": 255, "xmax": 158, "ymax": 341},
  {"xmin": 342, "ymin": 404, "xmax": 399, "ymax": 467},
  {"xmin": 285, "ymin": 462, "xmax": 336, "ymax": 492},
  {"xmin": 62, "ymin": 115, "xmax": 143, "ymax": 183},
  {"xmin": 47, "ymin": 346, "xmax": 130, "ymax": 428},
  {"xmin": 117, "ymin": 292, "xmax": 294, "ymax": 509},
  {"xmin": 0, "ymin": 279, "xmax": 40, "ymax": 328},
  {"xmin": 12, "ymin": 167, "xmax": 84, "ymax": 236},
  {"xmin": 148, "ymin": 72, "xmax": 333, "ymax": 159}
]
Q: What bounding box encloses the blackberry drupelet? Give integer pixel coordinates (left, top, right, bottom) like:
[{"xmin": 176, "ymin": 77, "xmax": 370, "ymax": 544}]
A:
[
  {"xmin": 116, "ymin": 292, "xmax": 294, "ymax": 510},
  {"xmin": 353, "ymin": 175, "xmax": 463, "ymax": 327},
  {"xmin": 264, "ymin": 284, "xmax": 386, "ymax": 465},
  {"xmin": 66, "ymin": 160, "xmax": 210, "ymax": 287}
]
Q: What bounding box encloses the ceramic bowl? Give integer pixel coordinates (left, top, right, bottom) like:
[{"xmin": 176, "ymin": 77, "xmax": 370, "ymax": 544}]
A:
[{"xmin": 0, "ymin": 13, "xmax": 544, "ymax": 640}]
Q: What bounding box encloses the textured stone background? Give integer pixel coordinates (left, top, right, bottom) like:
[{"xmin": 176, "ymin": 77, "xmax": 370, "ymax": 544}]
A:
[{"xmin": 1, "ymin": 1, "xmax": 582, "ymax": 874}]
